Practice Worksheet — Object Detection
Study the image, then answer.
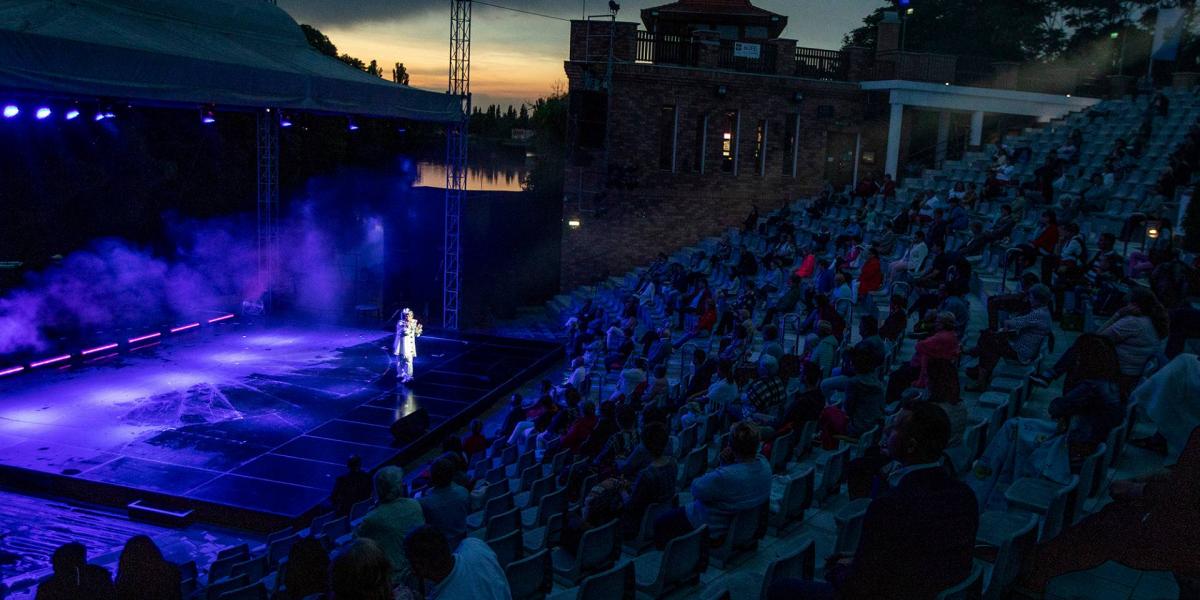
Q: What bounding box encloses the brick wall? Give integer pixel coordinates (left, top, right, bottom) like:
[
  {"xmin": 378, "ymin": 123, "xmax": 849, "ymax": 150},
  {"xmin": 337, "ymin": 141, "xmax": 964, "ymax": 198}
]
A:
[{"xmin": 560, "ymin": 61, "xmax": 887, "ymax": 288}]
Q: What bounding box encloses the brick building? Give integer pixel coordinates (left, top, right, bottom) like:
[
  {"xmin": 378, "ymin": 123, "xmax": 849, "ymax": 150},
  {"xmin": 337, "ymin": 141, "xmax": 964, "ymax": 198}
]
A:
[{"xmin": 560, "ymin": 0, "xmax": 886, "ymax": 288}]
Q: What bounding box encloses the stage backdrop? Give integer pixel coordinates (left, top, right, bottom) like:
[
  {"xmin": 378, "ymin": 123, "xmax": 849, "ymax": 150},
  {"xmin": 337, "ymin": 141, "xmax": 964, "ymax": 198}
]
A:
[{"xmin": 386, "ymin": 186, "xmax": 562, "ymax": 330}]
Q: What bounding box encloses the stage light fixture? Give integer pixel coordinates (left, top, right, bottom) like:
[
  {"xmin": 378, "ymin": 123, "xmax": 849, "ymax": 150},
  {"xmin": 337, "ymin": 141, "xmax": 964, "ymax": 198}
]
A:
[
  {"xmin": 35, "ymin": 107, "xmax": 52, "ymax": 120},
  {"xmin": 65, "ymin": 108, "xmax": 80, "ymax": 120},
  {"xmin": 280, "ymin": 113, "xmax": 293, "ymax": 127},
  {"xmin": 568, "ymin": 218, "xmax": 582, "ymax": 229},
  {"xmin": 3, "ymin": 105, "xmax": 18, "ymax": 118},
  {"xmin": 201, "ymin": 106, "xmax": 217, "ymax": 124},
  {"xmin": 348, "ymin": 119, "xmax": 360, "ymax": 131}
]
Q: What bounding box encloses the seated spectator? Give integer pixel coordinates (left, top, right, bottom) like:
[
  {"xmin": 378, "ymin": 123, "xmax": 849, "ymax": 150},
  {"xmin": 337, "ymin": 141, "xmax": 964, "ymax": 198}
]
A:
[
  {"xmin": 1033, "ymin": 288, "xmax": 1169, "ymax": 398},
  {"xmin": 683, "ymin": 348, "xmax": 718, "ymax": 398},
  {"xmin": 1016, "ymin": 425, "xmax": 1200, "ymax": 597},
  {"xmin": 739, "ymin": 355, "xmax": 787, "ymax": 420},
  {"xmin": 36, "ymin": 542, "xmax": 115, "ymax": 600},
  {"xmin": 818, "ymin": 348, "xmax": 886, "ymax": 449},
  {"xmin": 963, "ymin": 284, "xmax": 1053, "ymax": 391},
  {"xmin": 986, "ymin": 270, "xmax": 1039, "ymax": 331},
  {"xmin": 330, "ymin": 539, "xmax": 395, "ymax": 600},
  {"xmin": 280, "ymin": 536, "xmax": 330, "ymax": 600},
  {"xmin": 461, "ymin": 419, "xmax": 490, "ymax": 459},
  {"xmin": 878, "ymin": 294, "xmax": 908, "ymax": 342},
  {"xmin": 331, "ymin": 454, "xmax": 374, "ymax": 517},
  {"xmin": 760, "ymin": 324, "xmax": 785, "ymax": 361},
  {"xmin": 830, "ymin": 273, "xmax": 853, "ymax": 304},
  {"xmin": 857, "ymin": 248, "xmax": 883, "ymax": 302},
  {"xmin": 561, "ymin": 477, "xmax": 625, "ymax": 556},
  {"xmin": 617, "ymin": 357, "xmax": 648, "ymax": 398},
  {"xmin": 806, "ymin": 321, "xmax": 840, "ymax": 378},
  {"xmin": 778, "ymin": 402, "xmax": 978, "ymax": 600},
  {"xmin": 1018, "ymin": 210, "xmax": 1060, "ymax": 284},
  {"xmin": 623, "ymin": 422, "xmax": 677, "ymax": 537},
  {"xmin": 497, "ymin": 393, "xmax": 526, "ymax": 441},
  {"xmin": 356, "ymin": 466, "xmax": 425, "ymax": 586},
  {"xmin": 1047, "ymin": 335, "xmax": 1124, "ymax": 466},
  {"xmin": 654, "ymin": 422, "xmax": 772, "ymax": 546},
  {"xmin": 405, "ymin": 526, "xmax": 511, "ymax": 599},
  {"xmin": 674, "ymin": 296, "xmax": 718, "ymax": 348},
  {"xmin": 418, "ymin": 458, "xmax": 470, "ymax": 548},
  {"xmin": 873, "ymin": 223, "xmax": 898, "ymax": 257},
  {"xmin": 947, "ymin": 196, "xmax": 968, "ymax": 232},
  {"xmin": 889, "ymin": 230, "xmax": 929, "ymax": 281},
  {"xmin": 558, "ymin": 400, "xmax": 598, "ymax": 453},
  {"xmin": 114, "ymin": 536, "xmax": 181, "ymax": 600},
  {"xmin": 702, "ymin": 359, "xmax": 739, "ymax": 416},
  {"xmin": 885, "ymin": 312, "xmax": 960, "ymax": 405}
]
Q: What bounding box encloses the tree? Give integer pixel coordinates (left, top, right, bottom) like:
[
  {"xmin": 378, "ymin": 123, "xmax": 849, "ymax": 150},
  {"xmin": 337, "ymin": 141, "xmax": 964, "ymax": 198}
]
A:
[
  {"xmin": 392, "ymin": 62, "xmax": 410, "ymax": 85},
  {"xmin": 523, "ymin": 93, "xmax": 568, "ymax": 198},
  {"xmin": 366, "ymin": 59, "xmax": 383, "ymax": 78},
  {"xmin": 842, "ymin": 0, "xmax": 1057, "ymax": 62},
  {"xmin": 300, "ymin": 24, "xmax": 338, "ymax": 57},
  {"xmin": 338, "ymin": 54, "xmax": 367, "ymax": 71},
  {"xmin": 518, "ymin": 104, "xmax": 529, "ymax": 126}
]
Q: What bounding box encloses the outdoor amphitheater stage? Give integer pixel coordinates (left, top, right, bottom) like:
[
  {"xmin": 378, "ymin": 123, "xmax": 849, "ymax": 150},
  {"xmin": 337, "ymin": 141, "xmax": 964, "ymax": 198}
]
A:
[{"xmin": 0, "ymin": 320, "xmax": 559, "ymax": 530}]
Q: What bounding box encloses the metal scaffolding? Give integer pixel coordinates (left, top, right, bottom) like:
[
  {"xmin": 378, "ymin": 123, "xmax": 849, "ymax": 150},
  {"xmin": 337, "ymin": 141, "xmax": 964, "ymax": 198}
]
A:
[
  {"xmin": 256, "ymin": 108, "xmax": 280, "ymax": 313},
  {"xmin": 443, "ymin": 0, "xmax": 471, "ymax": 330}
]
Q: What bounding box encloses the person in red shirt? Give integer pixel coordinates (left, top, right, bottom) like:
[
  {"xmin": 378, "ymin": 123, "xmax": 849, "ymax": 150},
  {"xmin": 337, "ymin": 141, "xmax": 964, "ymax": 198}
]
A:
[
  {"xmin": 461, "ymin": 419, "xmax": 490, "ymax": 458},
  {"xmin": 857, "ymin": 247, "xmax": 883, "ymax": 302},
  {"xmin": 885, "ymin": 312, "xmax": 960, "ymax": 404},
  {"xmin": 558, "ymin": 400, "xmax": 598, "ymax": 453},
  {"xmin": 1021, "ymin": 209, "xmax": 1060, "ymax": 284}
]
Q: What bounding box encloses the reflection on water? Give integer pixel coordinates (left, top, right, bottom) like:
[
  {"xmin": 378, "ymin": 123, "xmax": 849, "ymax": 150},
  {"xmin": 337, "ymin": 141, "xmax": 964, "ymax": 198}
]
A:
[{"xmin": 415, "ymin": 155, "xmax": 530, "ymax": 192}]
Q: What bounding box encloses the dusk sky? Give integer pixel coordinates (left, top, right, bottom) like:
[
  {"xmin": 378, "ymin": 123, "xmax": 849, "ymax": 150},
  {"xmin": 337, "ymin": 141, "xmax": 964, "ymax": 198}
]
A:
[{"xmin": 277, "ymin": 0, "xmax": 886, "ymax": 108}]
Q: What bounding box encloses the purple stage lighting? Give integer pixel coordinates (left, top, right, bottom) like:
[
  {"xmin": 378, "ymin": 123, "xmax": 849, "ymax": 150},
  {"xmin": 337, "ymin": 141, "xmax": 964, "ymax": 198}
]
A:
[
  {"xmin": 81, "ymin": 343, "xmax": 119, "ymax": 356},
  {"xmin": 170, "ymin": 322, "xmax": 200, "ymax": 333},
  {"xmin": 280, "ymin": 115, "xmax": 293, "ymax": 127},
  {"xmin": 208, "ymin": 314, "xmax": 235, "ymax": 324},
  {"xmin": 128, "ymin": 332, "xmax": 162, "ymax": 344},
  {"xmin": 0, "ymin": 365, "xmax": 25, "ymax": 377},
  {"xmin": 348, "ymin": 119, "xmax": 359, "ymax": 131},
  {"xmin": 3, "ymin": 105, "xmax": 18, "ymax": 118},
  {"xmin": 65, "ymin": 108, "xmax": 80, "ymax": 120},
  {"xmin": 30, "ymin": 355, "xmax": 71, "ymax": 369},
  {"xmin": 35, "ymin": 107, "xmax": 52, "ymax": 120}
]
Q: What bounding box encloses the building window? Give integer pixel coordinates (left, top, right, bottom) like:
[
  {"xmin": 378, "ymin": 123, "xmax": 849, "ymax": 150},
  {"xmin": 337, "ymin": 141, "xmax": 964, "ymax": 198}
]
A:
[
  {"xmin": 693, "ymin": 114, "xmax": 707, "ymax": 173},
  {"xmin": 720, "ymin": 110, "xmax": 739, "ymax": 174},
  {"xmin": 783, "ymin": 113, "xmax": 799, "ymax": 177},
  {"xmin": 658, "ymin": 105, "xmax": 677, "ymax": 172},
  {"xmin": 754, "ymin": 119, "xmax": 768, "ymax": 176}
]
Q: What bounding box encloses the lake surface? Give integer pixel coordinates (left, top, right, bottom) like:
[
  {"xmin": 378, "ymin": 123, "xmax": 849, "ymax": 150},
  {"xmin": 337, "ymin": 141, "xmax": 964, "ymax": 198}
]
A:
[{"xmin": 415, "ymin": 146, "xmax": 531, "ymax": 192}]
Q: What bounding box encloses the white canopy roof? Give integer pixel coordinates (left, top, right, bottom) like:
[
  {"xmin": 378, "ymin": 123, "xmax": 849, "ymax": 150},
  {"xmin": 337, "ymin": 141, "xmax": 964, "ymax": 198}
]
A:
[{"xmin": 0, "ymin": 0, "xmax": 461, "ymax": 122}]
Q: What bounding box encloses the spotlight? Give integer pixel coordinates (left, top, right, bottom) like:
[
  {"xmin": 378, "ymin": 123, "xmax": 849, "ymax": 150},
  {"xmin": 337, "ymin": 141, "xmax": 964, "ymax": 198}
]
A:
[
  {"xmin": 348, "ymin": 119, "xmax": 360, "ymax": 131},
  {"xmin": 201, "ymin": 106, "xmax": 217, "ymax": 124},
  {"xmin": 280, "ymin": 113, "xmax": 293, "ymax": 128},
  {"xmin": 35, "ymin": 107, "xmax": 52, "ymax": 120},
  {"xmin": 94, "ymin": 111, "xmax": 108, "ymax": 121},
  {"xmin": 2, "ymin": 105, "xmax": 18, "ymax": 118},
  {"xmin": 567, "ymin": 218, "xmax": 582, "ymax": 229},
  {"xmin": 65, "ymin": 108, "xmax": 80, "ymax": 120}
]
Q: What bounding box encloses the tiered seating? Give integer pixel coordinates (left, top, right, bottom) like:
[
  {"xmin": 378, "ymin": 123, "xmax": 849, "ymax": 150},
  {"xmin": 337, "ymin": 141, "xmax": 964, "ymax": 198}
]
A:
[{"xmin": 508, "ymin": 86, "xmax": 1197, "ymax": 599}]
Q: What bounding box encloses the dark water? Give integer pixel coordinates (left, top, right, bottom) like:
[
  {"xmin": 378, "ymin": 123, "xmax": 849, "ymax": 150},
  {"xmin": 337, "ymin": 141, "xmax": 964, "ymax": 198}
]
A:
[{"xmin": 415, "ymin": 146, "xmax": 532, "ymax": 192}]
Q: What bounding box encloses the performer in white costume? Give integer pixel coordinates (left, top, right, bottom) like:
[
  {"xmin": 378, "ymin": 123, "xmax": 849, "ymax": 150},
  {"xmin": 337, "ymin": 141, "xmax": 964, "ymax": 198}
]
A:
[{"xmin": 393, "ymin": 308, "xmax": 422, "ymax": 382}]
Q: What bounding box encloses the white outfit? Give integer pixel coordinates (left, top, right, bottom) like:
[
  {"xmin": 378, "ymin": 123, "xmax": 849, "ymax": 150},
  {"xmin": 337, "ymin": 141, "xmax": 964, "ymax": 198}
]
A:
[
  {"xmin": 1133, "ymin": 354, "xmax": 1200, "ymax": 461},
  {"xmin": 430, "ymin": 538, "xmax": 511, "ymax": 600},
  {"xmin": 393, "ymin": 317, "xmax": 421, "ymax": 382}
]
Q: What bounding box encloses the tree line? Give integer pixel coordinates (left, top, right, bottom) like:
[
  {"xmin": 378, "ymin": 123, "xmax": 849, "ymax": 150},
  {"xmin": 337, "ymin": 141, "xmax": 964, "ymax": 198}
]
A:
[{"xmin": 301, "ymin": 24, "xmax": 409, "ymax": 85}]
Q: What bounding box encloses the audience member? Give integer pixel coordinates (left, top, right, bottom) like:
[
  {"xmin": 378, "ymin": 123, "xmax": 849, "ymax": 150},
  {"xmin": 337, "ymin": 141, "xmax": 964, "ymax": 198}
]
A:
[
  {"xmin": 36, "ymin": 542, "xmax": 115, "ymax": 600},
  {"xmin": 114, "ymin": 535, "xmax": 181, "ymax": 600},
  {"xmin": 331, "ymin": 454, "xmax": 374, "ymax": 517},
  {"xmin": 405, "ymin": 526, "xmax": 511, "ymax": 599},
  {"xmin": 418, "ymin": 457, "xmax": 470, "ymax": 548},
  {"xmin": 280, "ymin": 536, "xmax": 330, "ymax": 600},
  {"xmin": 329, "ymin": 539, "xmax": 395, "ymax": 600},
  {"xmin": 355, "ymin": 466, "xmax": 425, "ymax": 586}
]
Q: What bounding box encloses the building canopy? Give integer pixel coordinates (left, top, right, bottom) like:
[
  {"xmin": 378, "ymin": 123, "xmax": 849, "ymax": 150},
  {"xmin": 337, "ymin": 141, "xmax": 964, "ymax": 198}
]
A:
[{"xmin": 0, "ymin": 0, "xmax": 461, "ymax": 122}]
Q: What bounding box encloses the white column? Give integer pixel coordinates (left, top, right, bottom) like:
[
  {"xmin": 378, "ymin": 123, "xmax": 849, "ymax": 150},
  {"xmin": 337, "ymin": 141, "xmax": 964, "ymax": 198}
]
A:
[
  {"xmin": 969, "ymin": 110, "xmax": 984, "ymax": 147},
  {"xmin": 935, "ymin": 111, "xmax": 950, "ymax": 166},
  {"xmin": 885, "ymin": 102, "xmax": 903, "ymax": 179}
]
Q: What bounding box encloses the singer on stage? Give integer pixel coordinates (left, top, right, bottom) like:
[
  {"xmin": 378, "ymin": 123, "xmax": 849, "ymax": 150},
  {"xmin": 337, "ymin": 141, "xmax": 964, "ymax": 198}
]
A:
[{"xmin": 393, "ymin": 308, "xmax": 422, "ymax": 382}]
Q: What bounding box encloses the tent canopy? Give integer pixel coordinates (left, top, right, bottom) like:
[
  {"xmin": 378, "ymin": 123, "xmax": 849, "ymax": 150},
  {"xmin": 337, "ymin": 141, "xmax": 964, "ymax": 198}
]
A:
[{"xmin": 0, "ymin": 0, "xmax": 461, "ymax": 122}]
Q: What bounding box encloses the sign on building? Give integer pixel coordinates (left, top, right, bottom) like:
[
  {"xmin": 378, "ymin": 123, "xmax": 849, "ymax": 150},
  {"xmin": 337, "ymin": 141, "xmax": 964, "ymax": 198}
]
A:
[{"xmin": 733, "ymin": 42, "xmax": 761, "ymax": 59}]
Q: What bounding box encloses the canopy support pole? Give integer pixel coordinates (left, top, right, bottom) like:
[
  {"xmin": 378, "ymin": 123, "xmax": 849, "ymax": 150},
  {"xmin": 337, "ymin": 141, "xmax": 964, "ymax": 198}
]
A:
[
  {"xmin": 444, "ymin": 0, "xmax": 472, "ymax": 330},
  {"xmin": 257, "ymin": 109, "xmax": 280, "ymax": 314}
]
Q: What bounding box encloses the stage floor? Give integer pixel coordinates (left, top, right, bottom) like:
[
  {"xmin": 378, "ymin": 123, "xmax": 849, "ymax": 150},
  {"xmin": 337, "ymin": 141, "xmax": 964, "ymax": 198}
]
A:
[{"xmin": 0, "ymin": 321, "xmax": 559, "ymax": 526}]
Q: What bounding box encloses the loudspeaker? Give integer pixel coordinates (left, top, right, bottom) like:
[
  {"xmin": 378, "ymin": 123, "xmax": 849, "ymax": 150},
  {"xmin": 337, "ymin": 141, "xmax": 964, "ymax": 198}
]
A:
[{"xmin": 390, "ymin": 408, "xmax": 429, "ymax": 447}]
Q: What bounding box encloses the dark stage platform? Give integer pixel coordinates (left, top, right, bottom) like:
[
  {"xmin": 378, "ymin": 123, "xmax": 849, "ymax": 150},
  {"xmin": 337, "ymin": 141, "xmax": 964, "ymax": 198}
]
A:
[{"xmin": 0, "ymin": 322, "xmax": 559, "ymax": 530}]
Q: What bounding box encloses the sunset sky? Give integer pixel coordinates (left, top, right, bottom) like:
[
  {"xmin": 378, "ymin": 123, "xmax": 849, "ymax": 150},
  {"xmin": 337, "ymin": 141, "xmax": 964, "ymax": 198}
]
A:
[{"xmin": 277, "ymin": 0, "xmax": 886, "ymax": 109}]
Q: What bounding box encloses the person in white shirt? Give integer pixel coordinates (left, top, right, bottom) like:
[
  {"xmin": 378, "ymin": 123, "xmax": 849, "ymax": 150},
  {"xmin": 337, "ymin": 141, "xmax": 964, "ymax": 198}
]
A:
[
  {"xmin": 704, "ymin": 360, "xmax": 739, "ymax": 415},
  {"xmin": 888, "ymin": 230, "xmax": 928, "ymax": 281},
  {"xmin": 831, "ymin": 273, "xmax": 854, "ymax": 304},
  {"xmin": 405, "ymin": 525, "xmax": 511, "ymax": 600}
]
